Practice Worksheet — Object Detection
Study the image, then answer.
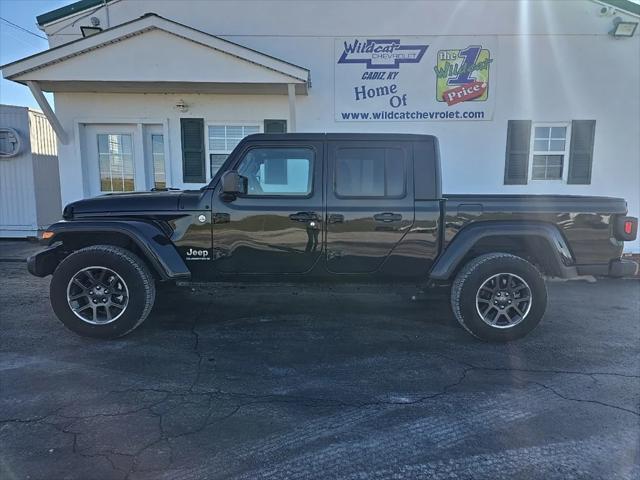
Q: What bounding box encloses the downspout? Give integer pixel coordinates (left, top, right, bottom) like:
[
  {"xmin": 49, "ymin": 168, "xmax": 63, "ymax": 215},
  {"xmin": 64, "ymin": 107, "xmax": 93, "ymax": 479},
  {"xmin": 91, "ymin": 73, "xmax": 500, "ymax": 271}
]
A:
[
  {"xmin": 287, "ymin": 83, "xmax": 297, "ymax": 133},
  {"xmin": 104, "ymin": 0, "xmax": 110, "ymax": 28}
]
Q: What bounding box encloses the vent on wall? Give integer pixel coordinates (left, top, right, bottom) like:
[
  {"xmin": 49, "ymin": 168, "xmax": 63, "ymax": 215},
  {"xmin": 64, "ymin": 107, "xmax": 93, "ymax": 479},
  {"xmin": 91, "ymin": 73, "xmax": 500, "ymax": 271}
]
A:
[{"xmin": 0, "ymin": 128, "xmax": 22, "ymax": 158}]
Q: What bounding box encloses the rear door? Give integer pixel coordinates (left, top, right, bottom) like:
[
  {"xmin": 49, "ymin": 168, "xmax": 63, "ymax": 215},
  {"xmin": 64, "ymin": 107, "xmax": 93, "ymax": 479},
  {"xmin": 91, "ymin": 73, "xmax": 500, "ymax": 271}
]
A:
[{"xmin": 326, "ymin": 140, "xmax": 414, "ymax": 273}]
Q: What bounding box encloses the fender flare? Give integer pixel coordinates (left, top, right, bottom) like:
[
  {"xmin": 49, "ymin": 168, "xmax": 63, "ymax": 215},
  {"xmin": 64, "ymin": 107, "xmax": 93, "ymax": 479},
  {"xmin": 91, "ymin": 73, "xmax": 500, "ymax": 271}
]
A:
[
  {"xmin": 42, "ymin": 219, "xmax": 191, "ymax": 280},
  {"xmin": 429, "ymin": 221, "xmax": 577, "ymax": 280}
]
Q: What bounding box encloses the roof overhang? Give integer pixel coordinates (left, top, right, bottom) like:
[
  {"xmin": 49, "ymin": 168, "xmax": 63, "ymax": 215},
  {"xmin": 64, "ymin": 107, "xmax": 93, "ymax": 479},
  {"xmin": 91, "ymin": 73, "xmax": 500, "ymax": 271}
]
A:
[
  {"xmin": 2, "ymin": 13, "xmax": 310, "ymax": 95},
  {"xmin": 594, "ymin": 0, "xmax": 640, "ymax": 18},
  {"xmin": 36, "ymin": 0, "xmax": 116, "ymax": 26}
]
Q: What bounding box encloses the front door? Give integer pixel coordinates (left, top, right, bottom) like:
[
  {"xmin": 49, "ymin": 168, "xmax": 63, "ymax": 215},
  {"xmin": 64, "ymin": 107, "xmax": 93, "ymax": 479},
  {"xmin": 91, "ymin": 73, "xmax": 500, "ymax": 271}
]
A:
[
  {"xmin": 84, "ymin": 124, "xmax": 141, "ymax": 197},
  {"xmin": 209, "ymin": 141, "xmax": 324, "ymax": 275},
  {"xmin": 326, "ymin": 140, "xmax": 414, "ymax": 273}
]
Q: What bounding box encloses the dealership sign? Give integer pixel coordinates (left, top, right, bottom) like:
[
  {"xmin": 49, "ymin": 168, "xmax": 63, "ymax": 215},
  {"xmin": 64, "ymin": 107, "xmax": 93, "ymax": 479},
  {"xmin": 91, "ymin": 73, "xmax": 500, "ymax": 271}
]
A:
[
  {"xmin": 337, "ymin": 39, "xmax": 428, "ymax": 68},
  {"xmin": 335, "ymin": 36, "xmax": 497, "ymax": 121}
]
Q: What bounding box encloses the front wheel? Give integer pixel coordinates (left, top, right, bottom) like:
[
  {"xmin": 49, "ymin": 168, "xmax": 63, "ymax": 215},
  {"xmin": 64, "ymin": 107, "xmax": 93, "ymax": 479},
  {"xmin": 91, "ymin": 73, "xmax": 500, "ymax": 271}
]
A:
[
  {"xmin": 450, "ymin": 253, "xmax": 547, "ymax": 341},
  {"xmin": 50, "ymin": 245, "xmax": 156, "ymax": 339}
]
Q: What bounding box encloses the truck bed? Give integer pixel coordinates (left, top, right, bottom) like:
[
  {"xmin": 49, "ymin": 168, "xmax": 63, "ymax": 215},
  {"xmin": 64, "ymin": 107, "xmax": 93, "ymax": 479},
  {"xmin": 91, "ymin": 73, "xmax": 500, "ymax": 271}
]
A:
[{"xmin": 442, "ymin": 194, "xmax": 627, "ymax": 265}]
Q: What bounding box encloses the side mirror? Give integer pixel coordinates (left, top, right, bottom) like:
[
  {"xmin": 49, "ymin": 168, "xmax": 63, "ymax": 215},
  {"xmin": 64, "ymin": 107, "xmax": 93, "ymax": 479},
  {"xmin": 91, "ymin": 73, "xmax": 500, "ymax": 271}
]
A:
[{"xmin": 221, "ymin": 170, "xmax": 247, "ymax": 199}]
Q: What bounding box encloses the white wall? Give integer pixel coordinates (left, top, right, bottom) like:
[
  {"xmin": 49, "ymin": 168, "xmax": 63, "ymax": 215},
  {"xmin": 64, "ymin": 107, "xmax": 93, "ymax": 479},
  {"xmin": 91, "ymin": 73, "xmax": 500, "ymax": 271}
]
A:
[
  {"xmin": 41, "ymin": 1, "xmax": 638, "ymax": 46},
  {"xmin": 0, "ymin": 105, "xmax": 37, "ymax": 236},
  {"xmin": 43, "ymin": 0, "xmax": 639, "ymax": 251}
]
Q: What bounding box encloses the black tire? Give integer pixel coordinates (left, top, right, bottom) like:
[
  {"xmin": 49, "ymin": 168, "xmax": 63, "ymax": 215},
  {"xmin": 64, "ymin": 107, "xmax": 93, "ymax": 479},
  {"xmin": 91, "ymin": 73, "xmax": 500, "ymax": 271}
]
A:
[
  {"xmin": 50, "ymin": 245, "xmax": 156, "ymax": 339},
  {"xmin": 450, "ymin": 253, "xmax": 547, "ymax": 342}
]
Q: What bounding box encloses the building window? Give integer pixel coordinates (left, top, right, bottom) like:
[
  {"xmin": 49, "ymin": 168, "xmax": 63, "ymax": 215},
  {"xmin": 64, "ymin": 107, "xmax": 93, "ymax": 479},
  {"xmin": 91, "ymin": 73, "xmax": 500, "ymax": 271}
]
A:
[
  {"xmin": 530, "ymin": 124, "xmax": 570, "ymax": 181},
  {"xmin": 236, "ymin": 147, "xmax": 313, "ymax": 196},
  {"xmin": 97, "ymin": 134, "xmax": 134, "ymax": 192},
  {"xmin": 264, "ymin": 119, "xmax": 287, "ymax": 133},
  {"xmin": 210, "ymin": 154, "xmax": 229, "ymax": 178},
  {"xmin": 208, "ymin": 124, "xmax": 260, "ymax": 177},
  {"xmin": 151, "ymin": 134, "xmax": 166, "ymax": 189},
  {"xmin": 335, "ymin": 147, "xmax": 405, "ymax": 198}
]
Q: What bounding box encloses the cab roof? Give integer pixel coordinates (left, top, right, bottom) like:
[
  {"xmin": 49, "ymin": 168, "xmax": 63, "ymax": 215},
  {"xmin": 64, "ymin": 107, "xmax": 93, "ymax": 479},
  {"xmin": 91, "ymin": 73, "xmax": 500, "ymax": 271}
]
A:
[{"xmin": 242, "ymin": 133, "xmax": 437, "ymax": 142}]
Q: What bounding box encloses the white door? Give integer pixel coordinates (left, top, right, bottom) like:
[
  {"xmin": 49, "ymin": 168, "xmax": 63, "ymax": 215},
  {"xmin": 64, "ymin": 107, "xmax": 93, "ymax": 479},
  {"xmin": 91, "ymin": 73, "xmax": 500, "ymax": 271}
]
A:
[
  {"xmin": 143, "ymin": 125, "xmax": 167, "ymax": 190},
  {"xmin": 84, "ymin": 124, "xmax": 142, "ymax": 197}
]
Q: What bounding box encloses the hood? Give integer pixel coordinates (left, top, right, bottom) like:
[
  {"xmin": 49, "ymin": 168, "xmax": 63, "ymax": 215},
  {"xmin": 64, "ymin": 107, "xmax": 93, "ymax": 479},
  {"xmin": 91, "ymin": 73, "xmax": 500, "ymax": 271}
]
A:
[{"xmin": 64, "ymin": 190, "xmax": 184, "ymax": 217}]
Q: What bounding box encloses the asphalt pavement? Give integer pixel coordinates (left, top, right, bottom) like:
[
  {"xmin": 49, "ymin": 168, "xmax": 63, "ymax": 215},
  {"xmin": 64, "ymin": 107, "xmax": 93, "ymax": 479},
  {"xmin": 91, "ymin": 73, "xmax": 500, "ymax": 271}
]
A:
[{"xmin": 0, "ymin": 261, "xmax": 638, "ymax": 480}]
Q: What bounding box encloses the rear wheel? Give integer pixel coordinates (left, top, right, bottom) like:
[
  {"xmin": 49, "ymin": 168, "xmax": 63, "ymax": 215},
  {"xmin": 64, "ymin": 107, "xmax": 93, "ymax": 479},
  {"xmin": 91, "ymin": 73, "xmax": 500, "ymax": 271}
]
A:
[
  {"xmin": 450, "ymin": 253, "xmax": 547, "ymax": 341},
  {"xmin": 50, "ymin": 245, "xmax": 155, "ymax": 339}
]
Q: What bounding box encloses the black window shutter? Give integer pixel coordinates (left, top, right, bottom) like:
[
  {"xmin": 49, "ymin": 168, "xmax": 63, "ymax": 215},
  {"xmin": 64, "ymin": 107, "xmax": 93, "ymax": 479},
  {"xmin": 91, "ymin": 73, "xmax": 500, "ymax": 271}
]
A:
[
  {"xmin": 181, "ymin": 118, "xmax": 205, "ymax": 183},
  {"xmin": 264, "ymin": 119, "xmax": 287, "ymax": 133},
  {"xmin": 567, "ymin": 120, "xmax": 596, "ymax": 185},
  {"xmin": 504, "ymin": 120, "xmax": 532, "ymax": 185}
]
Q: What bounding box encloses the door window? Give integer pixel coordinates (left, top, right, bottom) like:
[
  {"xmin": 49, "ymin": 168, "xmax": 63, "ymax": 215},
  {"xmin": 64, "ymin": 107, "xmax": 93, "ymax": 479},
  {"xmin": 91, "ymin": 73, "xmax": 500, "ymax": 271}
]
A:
[
  {"xmin": 236, "ymin": 147, "xmax": 314, "ymax": 196},
  {"xmin": 97, "ymin": 134, "xmax": 134, "ymax": 192},
  {"xmin": 334, "ymin": 147, "xmax": 405, "ymax": 198},
  {"xmin": 151, "ymin": 134, "xmax": 166, "ymax": 189}
]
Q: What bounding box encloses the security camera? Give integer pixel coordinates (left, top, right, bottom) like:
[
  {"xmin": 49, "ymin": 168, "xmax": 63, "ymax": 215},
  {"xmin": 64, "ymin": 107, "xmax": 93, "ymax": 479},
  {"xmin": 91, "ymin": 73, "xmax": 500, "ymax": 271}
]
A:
[{"xmin": 598, "ymin": 5, "xmax": 616, "ymax": 17}]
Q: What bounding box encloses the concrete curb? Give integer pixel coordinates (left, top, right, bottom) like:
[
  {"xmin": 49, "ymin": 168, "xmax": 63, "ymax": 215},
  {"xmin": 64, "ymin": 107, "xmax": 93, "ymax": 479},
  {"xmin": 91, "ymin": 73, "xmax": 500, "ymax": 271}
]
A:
[{"xmin": 0, "ymin": 239, "xmax": 40, "ymax": 264}]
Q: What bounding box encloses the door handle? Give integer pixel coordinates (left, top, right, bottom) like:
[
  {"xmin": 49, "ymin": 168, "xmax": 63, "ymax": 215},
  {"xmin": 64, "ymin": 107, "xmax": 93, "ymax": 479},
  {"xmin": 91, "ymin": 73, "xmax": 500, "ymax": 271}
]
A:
[
  {"xmin": 289, "ymin": 211, "xmax": 318, "ymax": 222},
  {"xmin": 328, "ymin": 214, "xmax": 344, "ymax": 224},
  {"xmin": 374, "ymin": 212, "xmax": 402, "ymax": 222},
  {"xmin": 212, "ymin": 213, "xmax": 230, "ymax": 224}
]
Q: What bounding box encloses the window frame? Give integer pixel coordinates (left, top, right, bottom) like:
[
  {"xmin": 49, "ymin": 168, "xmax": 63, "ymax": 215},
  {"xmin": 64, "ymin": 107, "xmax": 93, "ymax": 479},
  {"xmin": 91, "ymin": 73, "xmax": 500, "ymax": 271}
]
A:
[
  {"xmin": 230, "ymin": 144, "xmax": 317, "ymax": 199},
  {"xmin": 333, "ymin": 146, "xmax": 407, "ymax": 200},
  {"xmin": 528, "ymin": 122, "xmax": 571, "ymax": 183},
  {"xmin": 96, "ymin": 132, "xmax": 136, "ymax": 193},
  {"xmin": 206, "ymin": 122, "xmax": 262, "ymax": 180}
]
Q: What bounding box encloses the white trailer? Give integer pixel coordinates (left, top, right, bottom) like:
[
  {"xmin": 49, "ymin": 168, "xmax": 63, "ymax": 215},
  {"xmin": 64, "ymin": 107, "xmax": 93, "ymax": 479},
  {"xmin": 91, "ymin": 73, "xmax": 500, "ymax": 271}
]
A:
[{"xmin": 0, "ymin": 105, "xmax": 61, "ymax": 237}]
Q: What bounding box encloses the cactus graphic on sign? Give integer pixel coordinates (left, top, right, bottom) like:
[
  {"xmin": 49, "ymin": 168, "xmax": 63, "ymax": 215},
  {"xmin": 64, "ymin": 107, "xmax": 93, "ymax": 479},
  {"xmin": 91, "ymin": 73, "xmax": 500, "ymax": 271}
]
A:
[{"xmin": 435, "ymin": 45, "xmax": 493, "ymax": 105}]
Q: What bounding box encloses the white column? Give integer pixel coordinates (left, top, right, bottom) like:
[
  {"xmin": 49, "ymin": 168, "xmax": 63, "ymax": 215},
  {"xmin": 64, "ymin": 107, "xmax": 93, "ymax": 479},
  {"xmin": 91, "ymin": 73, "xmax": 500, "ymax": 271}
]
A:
[
  {"xmin": 134, "ymin": 123, "xmax": 147, "ymax": 191},
  {"xmin": 287, "ymin": 83, "xmax": 297, "ymax": 133},
  {"xmin": 26, "ymin": 81, "xmax": 69, "ymax": 144}
]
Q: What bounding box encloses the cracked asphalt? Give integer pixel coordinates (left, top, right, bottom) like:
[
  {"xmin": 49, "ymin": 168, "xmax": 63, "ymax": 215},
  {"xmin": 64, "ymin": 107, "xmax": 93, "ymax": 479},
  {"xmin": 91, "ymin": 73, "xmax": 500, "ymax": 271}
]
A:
[{"xmin": 0, "ymin": 261, "xmax": 639, "ymax": 480}]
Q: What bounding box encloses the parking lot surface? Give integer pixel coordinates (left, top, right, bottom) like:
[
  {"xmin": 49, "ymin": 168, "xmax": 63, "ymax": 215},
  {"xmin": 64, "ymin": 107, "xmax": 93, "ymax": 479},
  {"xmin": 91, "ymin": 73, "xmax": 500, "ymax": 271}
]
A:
[{"xmin": 1, "ymin": 261, "xmax": 638, "ymax": 480}]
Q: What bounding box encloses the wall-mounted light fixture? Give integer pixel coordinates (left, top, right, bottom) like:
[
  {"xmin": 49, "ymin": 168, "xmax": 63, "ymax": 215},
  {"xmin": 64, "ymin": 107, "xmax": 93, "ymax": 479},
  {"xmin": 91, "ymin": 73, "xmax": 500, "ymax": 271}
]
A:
[
  {"xmin": 80, "ymin": 26, "xmax": 102, "ymax": 37},
  {"xmin": 609, "ymin": 17, "xmax": 638, "ymax": 37},
  {"xmin": 175, "ymin": 99, "xmax": 189, "ymax": 113}
]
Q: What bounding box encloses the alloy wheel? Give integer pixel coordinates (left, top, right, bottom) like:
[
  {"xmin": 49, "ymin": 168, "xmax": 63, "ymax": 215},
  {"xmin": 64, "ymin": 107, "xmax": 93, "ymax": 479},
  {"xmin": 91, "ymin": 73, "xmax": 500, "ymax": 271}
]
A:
[
  {"xmin": 475, "ymin": 272, "xmax": 532, "ymax": 329},
  {"xmin": 66, "ymin": 266, "xmax": 129, "ymax": 325}
]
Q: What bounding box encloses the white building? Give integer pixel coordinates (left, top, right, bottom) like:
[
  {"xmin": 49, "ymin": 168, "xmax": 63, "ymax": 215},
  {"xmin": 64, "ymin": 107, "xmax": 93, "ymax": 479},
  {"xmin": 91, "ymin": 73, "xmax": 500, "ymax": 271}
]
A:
[
  {"xmin": 1, "ymin": 0, "xmax": 639, "ymax": 251},
  {"xmin": 0, "ymin": 105, "xmax": 61, "ymax": 237}
]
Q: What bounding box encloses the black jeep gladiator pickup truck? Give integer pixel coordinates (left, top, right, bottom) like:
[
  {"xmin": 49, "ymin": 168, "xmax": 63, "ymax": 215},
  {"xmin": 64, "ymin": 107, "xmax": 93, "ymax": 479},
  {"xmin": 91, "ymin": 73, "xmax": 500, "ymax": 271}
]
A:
[{"xmin": 28, "ymin": 133, "xmax": 638, "ymax": 341}]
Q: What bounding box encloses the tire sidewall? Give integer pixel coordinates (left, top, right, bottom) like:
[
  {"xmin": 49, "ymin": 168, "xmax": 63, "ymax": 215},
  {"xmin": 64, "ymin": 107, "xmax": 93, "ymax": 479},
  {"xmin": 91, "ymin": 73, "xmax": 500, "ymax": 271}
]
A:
[
  {"xmin": 50, "ymin": 248, "xmax": 151, "ymax": 339},
  {"xmin": 457, "ymin": 255, "xmax": 547, "ymax": 341}
]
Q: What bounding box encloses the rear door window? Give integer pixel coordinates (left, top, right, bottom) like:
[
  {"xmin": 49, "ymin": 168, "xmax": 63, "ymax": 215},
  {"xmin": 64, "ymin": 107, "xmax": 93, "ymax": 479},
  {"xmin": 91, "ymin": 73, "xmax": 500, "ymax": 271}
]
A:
[{"xmin": 334, "ymin": 147, "xmax": 405, "ymax": 198}]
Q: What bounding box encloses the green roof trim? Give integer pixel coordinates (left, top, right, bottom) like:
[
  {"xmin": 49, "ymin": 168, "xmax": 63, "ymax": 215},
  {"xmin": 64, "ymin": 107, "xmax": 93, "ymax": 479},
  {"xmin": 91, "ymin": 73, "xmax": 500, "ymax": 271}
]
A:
[
  {"xmin": 36, "ymin": 0, "xmax": 114, "ymax": 26},
  {"xmin": 599, "ymin": 0, "xmax": 640, "ymax": 17}
]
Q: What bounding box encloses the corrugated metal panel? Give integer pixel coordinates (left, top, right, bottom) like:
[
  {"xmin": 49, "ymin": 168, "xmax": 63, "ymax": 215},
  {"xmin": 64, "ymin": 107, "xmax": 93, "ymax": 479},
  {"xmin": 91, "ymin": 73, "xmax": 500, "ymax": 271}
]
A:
[
  {"xmin": 29, "ymin": 110, "xmax": 61, "ymax": 228},
  {"xmin": 28, "ymin": 110, "xmax": 57, "ymax": 157},
  {"xmin": 0, "ymin": 105, "xmax": 37, "ymax": 236}
]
